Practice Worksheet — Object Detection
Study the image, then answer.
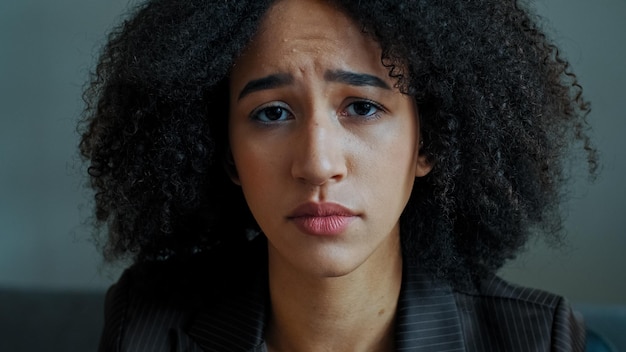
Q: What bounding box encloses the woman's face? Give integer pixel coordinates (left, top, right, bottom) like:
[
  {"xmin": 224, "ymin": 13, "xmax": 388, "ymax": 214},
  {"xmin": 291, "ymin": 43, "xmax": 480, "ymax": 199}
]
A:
[{"xmin": 229, "ymin": 0, "xmax": 431, "ymax": 278}]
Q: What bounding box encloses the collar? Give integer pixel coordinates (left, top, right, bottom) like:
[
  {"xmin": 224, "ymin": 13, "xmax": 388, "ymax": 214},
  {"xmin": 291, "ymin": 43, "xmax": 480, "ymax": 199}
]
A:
[
  {"xmin": 394, "ymin": 261, "xmax": 466, "ymax": 351},
  {"xmin": 186, "ymin": 257, "xmax": 269, "ymax": 352},
  {"xmin": 185, "ymin": 258, "xmax": 466, "ymax": 351}
]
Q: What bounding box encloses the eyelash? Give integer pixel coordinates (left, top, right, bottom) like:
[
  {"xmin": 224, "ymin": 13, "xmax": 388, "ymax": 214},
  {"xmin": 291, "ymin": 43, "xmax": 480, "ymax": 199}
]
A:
[
  {"xmin": 249, "ymin": 99, "xmax": 387, "ymax": 124},
  {"xmin": 249, "ymin": 102, "xmax": 292, "ymax": 123},
  {"xmin": 343, "ymin": 99, "xmax": 386, "ymax": 121}
]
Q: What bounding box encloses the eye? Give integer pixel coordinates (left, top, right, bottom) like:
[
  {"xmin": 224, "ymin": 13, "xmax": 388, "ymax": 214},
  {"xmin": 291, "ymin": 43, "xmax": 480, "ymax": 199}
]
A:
[
  {"xmin": 345, "ymin": 100, "xmax": 384, "ymax": 119},
  {"xmin": 250, "ymin": 103, "xmax": 292, "ymax": 123}
]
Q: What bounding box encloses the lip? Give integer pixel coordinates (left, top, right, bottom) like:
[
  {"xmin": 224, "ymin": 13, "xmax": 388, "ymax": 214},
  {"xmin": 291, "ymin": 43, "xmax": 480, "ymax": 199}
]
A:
[{"xmin": 287, "ymin": 202, "xmax": 358, "ymax": 236}]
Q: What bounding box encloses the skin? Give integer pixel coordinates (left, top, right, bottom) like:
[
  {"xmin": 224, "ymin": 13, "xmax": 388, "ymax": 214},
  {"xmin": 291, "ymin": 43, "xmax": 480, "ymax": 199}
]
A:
[{"xmin": 228, "ymin": 0, "xmax": 431, "ymax": 350}]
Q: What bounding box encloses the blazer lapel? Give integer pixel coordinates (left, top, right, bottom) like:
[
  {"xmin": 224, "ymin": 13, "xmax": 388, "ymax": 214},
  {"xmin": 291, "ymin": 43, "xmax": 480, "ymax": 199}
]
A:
[
  {"xmin": 395, "ymin": 262, "xmax": 467, "ymax": 351},
  {"xmin": 185, "ymin": 266, "xmax": 269, "ymax": 352}
]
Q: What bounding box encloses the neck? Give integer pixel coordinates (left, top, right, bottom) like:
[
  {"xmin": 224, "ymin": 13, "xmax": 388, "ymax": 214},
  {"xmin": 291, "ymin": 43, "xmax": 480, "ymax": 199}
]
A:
[{"xmin": 265, "ymin": 235, "xmax": 403, "ymax": 352}]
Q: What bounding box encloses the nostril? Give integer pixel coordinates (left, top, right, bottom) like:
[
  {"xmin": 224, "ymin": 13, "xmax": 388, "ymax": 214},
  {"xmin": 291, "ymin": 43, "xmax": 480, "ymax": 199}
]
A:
[{"xmin": 291, "ymin": 146, "xmax": 347, "ymax": 186}]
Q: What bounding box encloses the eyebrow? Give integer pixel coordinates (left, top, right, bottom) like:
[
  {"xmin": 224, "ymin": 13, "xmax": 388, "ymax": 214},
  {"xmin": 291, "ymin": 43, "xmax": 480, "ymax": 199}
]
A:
[
  {"xmin": 237, "ymin": 69, "xmax": 391, "ymax": 100},
  {"xmin": 324, "ymin": 70, "xmax": 391, "ymax": 90},
  {"xmin": 238, "ymin": 73, "xmax": 294, "ymax": 100}
]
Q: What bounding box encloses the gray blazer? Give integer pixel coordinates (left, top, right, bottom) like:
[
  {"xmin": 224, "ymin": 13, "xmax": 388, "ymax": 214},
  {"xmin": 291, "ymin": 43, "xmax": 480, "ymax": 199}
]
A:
[{"xmin": 99, "ymin": 239, "xmax": 585, "ymax": 352}]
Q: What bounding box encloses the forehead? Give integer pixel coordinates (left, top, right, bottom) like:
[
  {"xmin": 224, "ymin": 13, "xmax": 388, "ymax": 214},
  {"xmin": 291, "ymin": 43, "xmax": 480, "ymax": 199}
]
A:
[
  {"xmin": 231, "ymin": 0, "xmax": 385, "ymax": 81},
  {"xmin": 258, "ymin": 0, "xmax": 357, "ymax": 42}
]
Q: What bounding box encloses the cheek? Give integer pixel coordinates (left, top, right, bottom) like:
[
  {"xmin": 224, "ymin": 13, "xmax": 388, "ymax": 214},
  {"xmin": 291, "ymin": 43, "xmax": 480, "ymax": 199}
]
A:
[
  {"xmin": 354, "ymin": 134, "xmax": 416, "ymax": 198},
  {"xmin": 233, "ymin": 152, "xmax": 271, "ymax": 222},
  {"xmin": 367, "ymin": 123, "xmax": 419, "ymax": 196},
  {"xmin": 367, "ymin": 119, "xmax": 419, "ymax": 175},
  {"xmin": 231, "ymin": 138, "xmax": 285, "ymax": 205},
  {"xmin": 234, "ymin": 149, "xmax": 272, "ymax": 187}
]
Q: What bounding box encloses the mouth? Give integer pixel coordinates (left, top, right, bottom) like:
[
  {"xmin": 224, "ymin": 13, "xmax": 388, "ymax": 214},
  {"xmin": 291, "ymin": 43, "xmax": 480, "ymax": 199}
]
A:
[{"xmin": 287, "ymin": 202, "xmax": 358, "ymax": 236}]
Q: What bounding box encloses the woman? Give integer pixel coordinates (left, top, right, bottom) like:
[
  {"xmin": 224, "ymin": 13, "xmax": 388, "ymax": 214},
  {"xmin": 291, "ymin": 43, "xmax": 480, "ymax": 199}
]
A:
[{"xmin": 80, "ymin": 0, "xmax": 596, "ymax": 350}]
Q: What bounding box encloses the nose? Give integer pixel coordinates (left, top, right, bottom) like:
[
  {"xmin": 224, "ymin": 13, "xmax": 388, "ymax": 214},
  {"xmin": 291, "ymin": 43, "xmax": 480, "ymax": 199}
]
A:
[{"xmin": 290, "ymin": 113, "xmax": 347, "ymax": 186}]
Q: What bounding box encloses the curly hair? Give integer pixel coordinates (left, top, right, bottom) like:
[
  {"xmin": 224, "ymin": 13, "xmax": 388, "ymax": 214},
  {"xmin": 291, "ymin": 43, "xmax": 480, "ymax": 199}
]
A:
[{"xmin": 79, "ymin": 0, "xmax": 597, "ymax": 287}]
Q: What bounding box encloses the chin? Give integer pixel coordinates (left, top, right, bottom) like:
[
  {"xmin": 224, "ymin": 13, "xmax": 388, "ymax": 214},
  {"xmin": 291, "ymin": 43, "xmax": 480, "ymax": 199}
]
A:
[{"xmin": 301, "ymin": 252, "xmax": 369, "ymax": 279}]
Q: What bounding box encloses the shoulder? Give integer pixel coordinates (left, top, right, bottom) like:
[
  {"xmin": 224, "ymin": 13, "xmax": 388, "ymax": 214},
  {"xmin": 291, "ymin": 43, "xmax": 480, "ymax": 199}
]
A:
[
  {"xmin": 98, "ymin": 263, "xmax": 202, "ymax": 352},
  {"xmin": 453, "ymin": 275, "xmax": 586, "ymax": 352},
  {"xmin": 98, "ymin": 237, "xmax": 267, "ymax": 352}
]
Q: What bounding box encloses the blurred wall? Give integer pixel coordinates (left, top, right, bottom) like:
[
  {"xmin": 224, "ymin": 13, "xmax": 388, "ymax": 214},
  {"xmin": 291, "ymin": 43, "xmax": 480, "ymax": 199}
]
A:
[
  {"xmin": 498, "ymin": 0, "xmax": 626, "ymax": 305},
  {"xmin": 0, "ymin": 0, "xmax": 130, "ymax": 289},
  {"xmin": 0, "ymin": 0, "xmax": 624, "ymax": 304}
]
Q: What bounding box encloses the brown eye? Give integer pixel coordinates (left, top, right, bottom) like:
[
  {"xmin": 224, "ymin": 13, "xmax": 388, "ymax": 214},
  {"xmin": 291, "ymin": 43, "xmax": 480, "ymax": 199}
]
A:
[
  {"xmin": 263, "ymin": 107, "xmax": 286, "ymax": 120},
  {"xmin": 350, "ymin": 102, "xmax": 374, "ymax": 115},
  {"xmin": 345, "ymin": 100, "xmax": 383, "ymax": 120},
  {"xmin": 251, "ymin": 104, "xmax": 292, "ymax": 123}
]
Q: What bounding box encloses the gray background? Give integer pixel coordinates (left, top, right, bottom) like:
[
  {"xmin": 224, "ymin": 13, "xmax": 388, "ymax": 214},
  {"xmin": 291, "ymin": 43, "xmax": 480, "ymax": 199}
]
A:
[{"xmin": 1, "ymin": 0, "xmax": 624, "ymax": 304}]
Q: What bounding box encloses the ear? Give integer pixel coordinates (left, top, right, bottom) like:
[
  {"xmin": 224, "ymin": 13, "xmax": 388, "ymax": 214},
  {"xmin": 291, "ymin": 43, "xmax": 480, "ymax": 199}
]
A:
[
  {"xmin": 414, "ymin": 139, "xmax": 433, "ymax": 178},
  {"xmin": 412, "ymin": 102, "xmax": 432, "ymax": 178},
  {"xmin": 224, "ymin": 149, "xmax": 241, "ymax": 185}
]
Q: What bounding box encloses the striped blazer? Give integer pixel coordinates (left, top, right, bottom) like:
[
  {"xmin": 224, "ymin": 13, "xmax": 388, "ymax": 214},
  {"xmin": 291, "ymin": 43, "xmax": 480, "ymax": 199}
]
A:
[{"xmin": 99, "ymin": 239, "xmax": 586, "ymax": 352}]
